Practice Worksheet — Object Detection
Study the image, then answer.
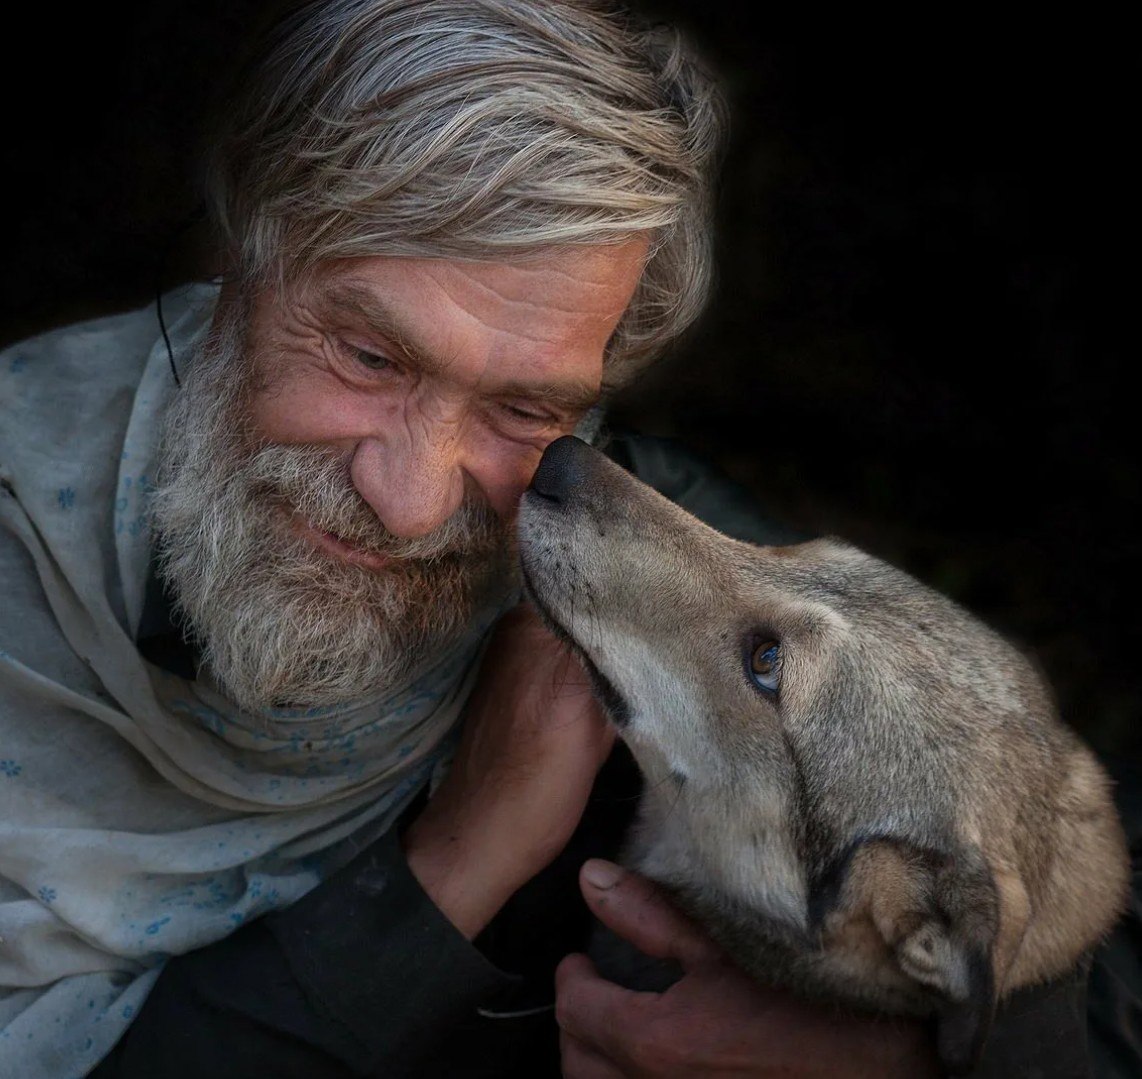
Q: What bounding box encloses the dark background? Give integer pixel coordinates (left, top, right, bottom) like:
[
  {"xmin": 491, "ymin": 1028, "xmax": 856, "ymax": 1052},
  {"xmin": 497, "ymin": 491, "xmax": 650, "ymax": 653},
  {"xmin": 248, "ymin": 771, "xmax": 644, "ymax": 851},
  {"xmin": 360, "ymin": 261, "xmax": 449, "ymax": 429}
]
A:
[{"xmin": 1, "ymin": 5, "xmax": 1136, "ymax": 757}]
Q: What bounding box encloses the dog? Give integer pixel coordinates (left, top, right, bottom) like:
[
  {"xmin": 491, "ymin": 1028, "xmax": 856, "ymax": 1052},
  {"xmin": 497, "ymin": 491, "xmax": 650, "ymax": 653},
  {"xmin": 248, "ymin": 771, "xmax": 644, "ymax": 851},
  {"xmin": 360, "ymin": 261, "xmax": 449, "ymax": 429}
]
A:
[{"xmin": 517, "ymin": 435, "xmax": 1129, "ymax": 1074}]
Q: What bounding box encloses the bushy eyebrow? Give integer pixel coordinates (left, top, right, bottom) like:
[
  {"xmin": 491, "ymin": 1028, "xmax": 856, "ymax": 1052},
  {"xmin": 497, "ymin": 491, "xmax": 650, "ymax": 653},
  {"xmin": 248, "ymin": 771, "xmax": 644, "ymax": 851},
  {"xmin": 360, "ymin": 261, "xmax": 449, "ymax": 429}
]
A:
[
  {"xmin": 319, "ymin": 281, "xmax": 423, "ymax": 359},
  {"xmin": 318, "ymin": 280, "xmax": 601, "ymax": 414}
]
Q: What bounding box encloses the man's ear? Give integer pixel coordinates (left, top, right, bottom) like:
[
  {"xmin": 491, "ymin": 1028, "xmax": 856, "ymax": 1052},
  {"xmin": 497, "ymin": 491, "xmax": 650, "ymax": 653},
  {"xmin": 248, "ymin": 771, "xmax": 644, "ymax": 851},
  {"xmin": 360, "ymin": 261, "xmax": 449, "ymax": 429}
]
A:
[{"xmin": 825, "ymin": 837, "xmax": 1000, "ymax": 1075}]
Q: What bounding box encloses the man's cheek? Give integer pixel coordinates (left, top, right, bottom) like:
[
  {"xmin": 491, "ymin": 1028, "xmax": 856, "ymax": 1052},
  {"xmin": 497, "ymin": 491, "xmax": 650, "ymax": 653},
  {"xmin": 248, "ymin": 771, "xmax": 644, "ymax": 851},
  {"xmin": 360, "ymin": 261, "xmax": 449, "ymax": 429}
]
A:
[
  {"xmin": 464, "ymin": 426, "xmax": 571, "ymax": 524},
  {"xmin": 247, "ymin": 373, "xmax": 398, "ymax": 451},
  {"xmin": 481, "ymin": 452, "xmax": 547, "ymax": 524}
]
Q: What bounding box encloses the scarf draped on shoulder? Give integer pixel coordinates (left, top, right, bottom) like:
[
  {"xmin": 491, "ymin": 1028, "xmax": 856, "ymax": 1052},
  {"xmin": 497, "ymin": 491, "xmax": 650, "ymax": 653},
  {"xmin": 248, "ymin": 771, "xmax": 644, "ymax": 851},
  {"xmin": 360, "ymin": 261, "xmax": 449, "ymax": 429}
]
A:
[{"xmin": 0, "ymin": 286, "xmax": 501, "ymax": 1077}]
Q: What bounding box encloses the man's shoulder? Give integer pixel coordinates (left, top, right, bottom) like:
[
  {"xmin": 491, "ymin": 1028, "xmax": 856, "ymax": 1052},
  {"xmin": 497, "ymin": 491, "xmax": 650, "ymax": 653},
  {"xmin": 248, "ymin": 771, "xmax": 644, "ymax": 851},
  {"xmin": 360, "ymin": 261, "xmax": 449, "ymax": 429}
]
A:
[
  {"xmin": 1, "ymin": 298, "xmax": 161, "ymax": 443},
  {"xmin": 3, "ymin": 297, "xmax": 163, "ymax": 373},
  {"xmin": 0, "ymin": 284, "xmax": 215, "ymax": 470},
  {"xmin": 1, "ymin": 284, "xmax": 215, "ymax": 399}
]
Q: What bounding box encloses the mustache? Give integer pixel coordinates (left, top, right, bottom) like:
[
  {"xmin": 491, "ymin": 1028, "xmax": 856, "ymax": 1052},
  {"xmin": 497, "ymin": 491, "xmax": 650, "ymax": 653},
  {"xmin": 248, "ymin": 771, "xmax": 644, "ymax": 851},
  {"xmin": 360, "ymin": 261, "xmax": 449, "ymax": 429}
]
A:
[{"xmin": 246, "ymin": 442, "xmax": 505, "ymax": 563}]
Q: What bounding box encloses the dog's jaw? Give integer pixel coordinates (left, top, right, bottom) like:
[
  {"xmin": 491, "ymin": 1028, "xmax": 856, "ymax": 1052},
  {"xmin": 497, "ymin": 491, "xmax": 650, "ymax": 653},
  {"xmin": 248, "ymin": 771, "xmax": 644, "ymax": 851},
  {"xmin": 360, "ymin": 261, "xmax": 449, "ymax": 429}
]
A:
[
  {"xmin": 519, "ymin": 560, "xmax": 633, "ymax": 727},
  {"xmin": 519, "ymin": 477, "xmax": 813, "ymax": 936}
]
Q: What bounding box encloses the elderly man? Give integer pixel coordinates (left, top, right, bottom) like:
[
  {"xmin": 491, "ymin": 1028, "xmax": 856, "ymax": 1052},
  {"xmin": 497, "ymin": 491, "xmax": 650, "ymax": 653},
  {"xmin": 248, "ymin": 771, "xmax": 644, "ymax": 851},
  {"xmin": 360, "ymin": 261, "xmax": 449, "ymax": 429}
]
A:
[{"xmin": 0, "ymin": 2, "xmax": 1124, "ymax": 1077}]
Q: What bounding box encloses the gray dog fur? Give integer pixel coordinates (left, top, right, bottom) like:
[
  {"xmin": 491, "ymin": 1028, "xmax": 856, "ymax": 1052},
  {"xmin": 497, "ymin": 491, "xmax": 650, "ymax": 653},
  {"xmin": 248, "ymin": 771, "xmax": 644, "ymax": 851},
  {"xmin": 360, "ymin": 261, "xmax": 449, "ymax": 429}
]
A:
[{"xmin": 518, "ymin": 437, "xmax": 1128, "ymax": 1075}]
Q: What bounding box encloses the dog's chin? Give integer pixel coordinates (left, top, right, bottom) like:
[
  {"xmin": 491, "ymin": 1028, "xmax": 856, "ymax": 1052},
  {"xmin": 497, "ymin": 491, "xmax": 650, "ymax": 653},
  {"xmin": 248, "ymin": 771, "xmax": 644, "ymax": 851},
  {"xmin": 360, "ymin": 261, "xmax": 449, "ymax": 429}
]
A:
[{"xmin": 520, "ymin": 566, "xmax": 632, "ymax": 728}]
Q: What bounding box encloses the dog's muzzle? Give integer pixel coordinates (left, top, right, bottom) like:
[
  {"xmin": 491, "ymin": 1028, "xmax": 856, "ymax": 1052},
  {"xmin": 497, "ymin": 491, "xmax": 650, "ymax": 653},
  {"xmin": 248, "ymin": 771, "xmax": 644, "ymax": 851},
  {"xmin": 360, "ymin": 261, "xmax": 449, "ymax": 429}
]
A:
[{"xmin": 518, "ymin": 436, "xmax": 633, "ymax": 727}]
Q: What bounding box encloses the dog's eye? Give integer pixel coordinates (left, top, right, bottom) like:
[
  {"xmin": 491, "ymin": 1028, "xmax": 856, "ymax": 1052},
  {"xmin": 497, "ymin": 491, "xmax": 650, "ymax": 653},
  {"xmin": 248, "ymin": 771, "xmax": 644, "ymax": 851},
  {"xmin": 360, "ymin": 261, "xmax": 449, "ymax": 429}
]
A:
[{"xmin": 748, "ymin": 639, "xmax": 781, "ymax": 695}]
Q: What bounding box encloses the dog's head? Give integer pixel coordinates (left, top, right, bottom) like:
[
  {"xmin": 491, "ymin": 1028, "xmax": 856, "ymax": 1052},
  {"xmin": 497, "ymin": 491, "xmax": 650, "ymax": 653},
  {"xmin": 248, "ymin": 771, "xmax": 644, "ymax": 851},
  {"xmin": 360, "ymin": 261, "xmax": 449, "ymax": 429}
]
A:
[
  {"xmin": 518, "ymin": 438, "xmax": 1052, "ymax": 812},
  {"xmin": 518, "ymin": 436, "xmax": 1120, "ymax": 1074}
]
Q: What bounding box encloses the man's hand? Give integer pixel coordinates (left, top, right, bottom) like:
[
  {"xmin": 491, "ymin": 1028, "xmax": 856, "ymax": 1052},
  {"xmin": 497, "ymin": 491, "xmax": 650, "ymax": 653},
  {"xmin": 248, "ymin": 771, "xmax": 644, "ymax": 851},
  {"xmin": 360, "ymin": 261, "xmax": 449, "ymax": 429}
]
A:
[
  {"xmin": 404, "ymin": 605, "xmax": 615, "ymax": 938},
  {"xmin": 556, "ymin": 860, "xmax": 942, "ymax": 1078}
]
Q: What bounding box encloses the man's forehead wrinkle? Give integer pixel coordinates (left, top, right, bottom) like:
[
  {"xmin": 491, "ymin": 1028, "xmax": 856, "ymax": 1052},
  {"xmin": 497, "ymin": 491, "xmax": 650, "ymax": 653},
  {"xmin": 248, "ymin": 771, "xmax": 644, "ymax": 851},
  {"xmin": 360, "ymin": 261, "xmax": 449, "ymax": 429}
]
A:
[
  {"xmin": 319, "ymin": 281, "xmax": 426, "ymax": 356},
  {"xmin": 431, "ymin": 264, "xmax": 626, "ymax": 329},
  {"xmin": 446, "ymin": 280, "xmax": 619, "ymax": 343},
  {"xmin": 437, "ymin": 313, "xmax": 604, "ymax": 411},
  {"xmin": 461, "ymin": 255, "xmax": 641, "ymax": 297},
  {"xmin": 417, "ymin": 271, "xmax": 616, "ymax": 403},
  {"xmin": 416, "ymin": 268, "xmax": 604, "ymax": 394},
  {"xmin": 438, "ymin": 291, "xmax": 601, "ymax": 353}
]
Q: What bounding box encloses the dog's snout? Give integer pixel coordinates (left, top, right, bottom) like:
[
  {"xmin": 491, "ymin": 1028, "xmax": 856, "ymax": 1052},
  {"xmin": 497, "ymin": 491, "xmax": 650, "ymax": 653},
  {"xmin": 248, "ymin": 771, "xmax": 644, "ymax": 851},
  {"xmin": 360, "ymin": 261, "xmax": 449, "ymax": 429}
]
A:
[{"xmin": 529, "ymin": 435, "xmax": 594, "ymax": 504}]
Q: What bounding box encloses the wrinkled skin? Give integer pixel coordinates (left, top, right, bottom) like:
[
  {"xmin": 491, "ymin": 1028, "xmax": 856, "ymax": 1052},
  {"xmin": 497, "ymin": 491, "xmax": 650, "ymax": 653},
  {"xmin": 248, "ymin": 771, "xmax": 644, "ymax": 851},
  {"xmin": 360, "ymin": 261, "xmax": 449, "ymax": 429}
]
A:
[{"xmin": 243, "ymin": 246, "xmax": 645, "ymax": 536}]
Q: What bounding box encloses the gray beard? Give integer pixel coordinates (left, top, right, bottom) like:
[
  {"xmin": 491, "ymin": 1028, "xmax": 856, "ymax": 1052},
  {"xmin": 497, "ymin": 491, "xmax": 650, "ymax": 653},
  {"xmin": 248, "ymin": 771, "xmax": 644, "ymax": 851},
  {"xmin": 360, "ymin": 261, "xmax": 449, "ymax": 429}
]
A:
[{"xmin": 149, "ymin": 296, "xmax": 512, "ymax": 716}]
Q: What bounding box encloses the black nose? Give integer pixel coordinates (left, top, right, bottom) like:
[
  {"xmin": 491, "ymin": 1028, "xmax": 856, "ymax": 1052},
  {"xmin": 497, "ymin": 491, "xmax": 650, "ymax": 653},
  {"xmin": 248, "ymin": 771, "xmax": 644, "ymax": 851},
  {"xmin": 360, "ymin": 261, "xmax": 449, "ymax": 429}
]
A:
[{"xmin": 529, "ymin": 435, "xmax": 593, "ymax": 504}]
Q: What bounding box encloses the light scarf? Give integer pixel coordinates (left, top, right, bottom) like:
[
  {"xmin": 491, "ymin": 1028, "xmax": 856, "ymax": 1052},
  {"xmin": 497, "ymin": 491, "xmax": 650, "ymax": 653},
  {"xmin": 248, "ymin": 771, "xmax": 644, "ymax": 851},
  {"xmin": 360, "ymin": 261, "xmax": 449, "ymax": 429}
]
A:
[{"xmin": 0, "ymin": 285, "xmax": 503, "ymax": 1077}]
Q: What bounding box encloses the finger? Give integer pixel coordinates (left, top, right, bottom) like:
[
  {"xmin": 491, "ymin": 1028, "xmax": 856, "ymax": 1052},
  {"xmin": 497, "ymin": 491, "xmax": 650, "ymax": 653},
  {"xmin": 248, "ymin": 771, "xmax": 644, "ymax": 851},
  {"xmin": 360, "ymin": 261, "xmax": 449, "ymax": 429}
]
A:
[
  {"xmin": 560, "ymin": 1029, "xmax": 628, "ymax": 1079},
  {"xmin": 555, "ymin": 952, "xmax": 658, "ymax": 1064},
  {"xmin": 579, "ymin": 860, "xmax": 722, "ymax": 970}
]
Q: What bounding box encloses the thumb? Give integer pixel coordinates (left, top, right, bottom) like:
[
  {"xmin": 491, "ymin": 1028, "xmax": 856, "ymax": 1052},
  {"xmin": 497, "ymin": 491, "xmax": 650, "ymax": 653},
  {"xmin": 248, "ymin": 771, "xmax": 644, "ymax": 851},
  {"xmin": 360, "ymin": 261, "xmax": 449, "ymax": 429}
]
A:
[{"xmin": 579, "ymin": 859, "xmax": 722, "ymax": 971}]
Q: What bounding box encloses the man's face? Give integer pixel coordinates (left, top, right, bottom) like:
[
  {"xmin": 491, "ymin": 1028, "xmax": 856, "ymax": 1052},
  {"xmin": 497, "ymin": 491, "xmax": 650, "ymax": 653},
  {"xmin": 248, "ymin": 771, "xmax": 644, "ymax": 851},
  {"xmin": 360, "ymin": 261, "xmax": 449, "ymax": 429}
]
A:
[
  {"xmin": 151, "ymin": 242, "xmax": 646, "ymax": 714},
  {"xmin": 245, "ymin": 241, "xmax": 646, "ymax": 543}
]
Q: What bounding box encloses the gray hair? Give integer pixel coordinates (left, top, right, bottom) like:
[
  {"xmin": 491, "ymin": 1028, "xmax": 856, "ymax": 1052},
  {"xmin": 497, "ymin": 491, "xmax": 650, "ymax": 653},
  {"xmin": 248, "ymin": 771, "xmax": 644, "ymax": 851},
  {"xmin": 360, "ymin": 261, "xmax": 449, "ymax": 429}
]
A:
[{"xmin": 206, "ymin": 0, "xmax": 725, "ymax": 383}]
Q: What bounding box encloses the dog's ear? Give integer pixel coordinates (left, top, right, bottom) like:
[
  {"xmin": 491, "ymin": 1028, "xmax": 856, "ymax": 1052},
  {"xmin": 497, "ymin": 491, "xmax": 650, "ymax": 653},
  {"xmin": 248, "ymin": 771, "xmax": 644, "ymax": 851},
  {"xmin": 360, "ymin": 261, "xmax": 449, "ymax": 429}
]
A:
[
  {"xmin": 911, "ymin": 847, "xmax": 999, "ymax": 1075},
  {"xmin": 826, "ymin": 838, "xmax": 1000, "ymax": 1075}
]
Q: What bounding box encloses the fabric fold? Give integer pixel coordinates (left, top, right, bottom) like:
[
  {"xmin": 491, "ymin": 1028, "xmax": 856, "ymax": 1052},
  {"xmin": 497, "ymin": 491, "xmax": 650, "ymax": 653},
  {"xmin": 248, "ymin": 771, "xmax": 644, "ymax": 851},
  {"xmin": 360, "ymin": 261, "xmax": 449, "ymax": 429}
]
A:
[{"xmin": 0, "ymin": 288, "xmax": 499, "ymax": 1076}]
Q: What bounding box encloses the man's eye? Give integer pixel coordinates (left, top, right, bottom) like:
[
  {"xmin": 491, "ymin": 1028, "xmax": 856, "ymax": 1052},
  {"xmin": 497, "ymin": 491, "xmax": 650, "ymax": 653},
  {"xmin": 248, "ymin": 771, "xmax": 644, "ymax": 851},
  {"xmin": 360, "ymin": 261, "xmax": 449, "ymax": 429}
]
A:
[
  {"xmin": 353, "ymin": 348, "xmax": 392, "ymax": 371},
  {"xmin": 500, "ymin": 402, "xmax": 554, "ymax": 428}
]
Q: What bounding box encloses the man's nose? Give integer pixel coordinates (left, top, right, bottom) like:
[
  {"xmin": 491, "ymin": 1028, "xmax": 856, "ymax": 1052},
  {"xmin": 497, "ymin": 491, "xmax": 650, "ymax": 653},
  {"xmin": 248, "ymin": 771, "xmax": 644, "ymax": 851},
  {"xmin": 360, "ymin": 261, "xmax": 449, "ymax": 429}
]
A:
[{"xmin": 349, "ymin": 428, "xmax": 466, "ymax": 539}]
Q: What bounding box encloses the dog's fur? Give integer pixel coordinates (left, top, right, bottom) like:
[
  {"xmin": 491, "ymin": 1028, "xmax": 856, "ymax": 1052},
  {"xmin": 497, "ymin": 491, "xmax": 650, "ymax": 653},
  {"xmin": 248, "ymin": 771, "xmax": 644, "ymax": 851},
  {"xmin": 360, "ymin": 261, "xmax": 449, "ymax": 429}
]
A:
[{"xmin": 518, "ymin": 437, "xmax": 1129, "ymax": 1074}]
